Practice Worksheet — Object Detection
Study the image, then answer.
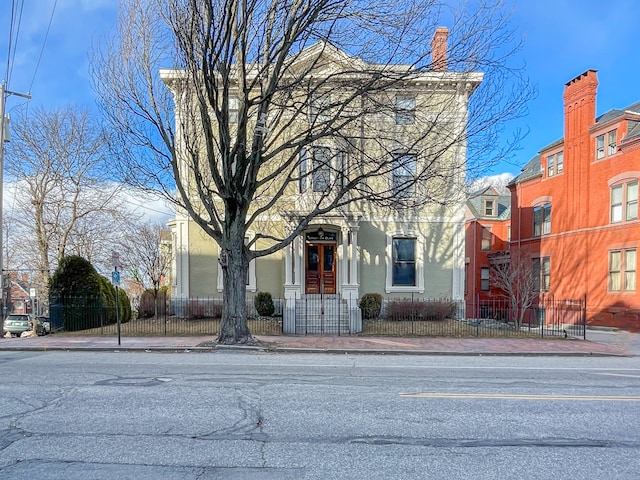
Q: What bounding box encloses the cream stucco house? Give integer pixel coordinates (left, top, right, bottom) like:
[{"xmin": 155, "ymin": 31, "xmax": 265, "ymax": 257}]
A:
[{"xmin": 162, "ymin": 28, "xmax": 482, "ymax": 334}]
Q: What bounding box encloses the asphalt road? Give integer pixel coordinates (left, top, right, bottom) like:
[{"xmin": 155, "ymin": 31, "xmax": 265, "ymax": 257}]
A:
[
  {"xmin": 1, "ymin": 351, "xmax": 640, "ymax": 479},
  {"xmin": 586, "ymin": 329, "xmax": 640, "ymax": 356}
]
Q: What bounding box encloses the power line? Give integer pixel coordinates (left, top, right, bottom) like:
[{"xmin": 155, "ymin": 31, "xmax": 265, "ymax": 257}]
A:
[
  {"xmin": 5, "ymin": 0, "xmax": 16, "ymax": 85},
  {"xmin": 5, "ymin": 0, "xmax": 25, "ymax": 87},
  {"xmin": 29, "ymin": 0, "xmax": 58, "ymax": 94}
]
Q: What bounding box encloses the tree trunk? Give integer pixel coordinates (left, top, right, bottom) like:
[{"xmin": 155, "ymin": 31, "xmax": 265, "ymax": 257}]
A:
[{"xmin": 217, "ymin": 233, "xmax": 253, "ymax": 345}]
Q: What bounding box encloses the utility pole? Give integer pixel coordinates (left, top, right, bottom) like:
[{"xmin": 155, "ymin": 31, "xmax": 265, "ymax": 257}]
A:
[{"xmin": 0, "ymin": 83, "xmax": 31, "ymax": 316}]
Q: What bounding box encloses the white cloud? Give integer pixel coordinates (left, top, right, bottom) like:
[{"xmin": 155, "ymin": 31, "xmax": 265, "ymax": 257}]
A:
[
  {"xmin": 120, "ymin": 188, "xmax": 174, "ymax": 225},
  {"xmin": 468, "ymin": 173, "xmax": 515, "ymax": 194},
  {"xmin": 3, "ymin": 181, "xmax": 174, "ymax": 226}
]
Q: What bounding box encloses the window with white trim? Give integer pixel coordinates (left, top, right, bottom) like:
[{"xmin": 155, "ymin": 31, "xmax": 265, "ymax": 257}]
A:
[
  {"xmin": 611, "ymin": 181, "xmax": 638, "ymax": 223},
  {"xmin": 481, "ymin": 226, "xmax": 492, "ymax": 251},
  {"xmin": 312, "ymin": 147, "xmax": 331, "ymax": 192},
  {"xmin": 392, "ymin": 238, "xmax": 416, "ymax": 286},
  {"xmin": 608, "ymin": 130, "xmax": 618, "ymax": 155},
  {"xmin": 533, "ymin": 203, "xmax": 551, "ymax": 236},
  {"xmin": 557, "ymin": 151, "xmax": 564, "ymax": 173},
  {"xmin": 299, "ymin": 146, "xmax": 347, "ymax": 193},
  {"xmin": 609, "ymin": 248, "xmax": 636, "ymax": 291},
  {"xmin": 229, "ymin": 96, "xmax": 239, "ymax": 123},
  {"xmin": 385, "ymin": 233, "xmax": 424, "ymax": 293},
  {"xmin": 392, "ymin": 153, "xmax": 417, "ymax": 197},
  {"xmin": 480, "ymin": 267, "xmax": 490, "ymax": 291},
  {"xmin": 484, "ymin": 199, "xmax": 495, "ymax": 216},
  {"xmin": 596, "ymin": 129, "xmax": 617, "ymax": 159},
  {"xmin": 395, "ymin": 96, "xmax": 416, "ymax": 125},
  {"xmin": 532, "ymin": 257, "xmax": 550, "ymax": 292},
  {"xmin": 546, "ymin": 151, "xmax": 563, "ymax": 177}
]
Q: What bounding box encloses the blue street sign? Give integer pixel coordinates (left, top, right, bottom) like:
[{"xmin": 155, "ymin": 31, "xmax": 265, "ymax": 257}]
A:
[{"xmin": 112, "ymin": 270, "xmax": 121, "ymax": 286}]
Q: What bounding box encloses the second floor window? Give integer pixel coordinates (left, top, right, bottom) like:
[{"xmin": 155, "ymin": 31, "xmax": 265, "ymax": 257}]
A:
[
  {"xmin": 312, "ymin": 147, "xmax": 331, "ymax": 192},
  {"xmin": 481, "ymin": 227, "xmax": 492, "ymax": 251},
  {"xmin": 533, "ymin": 203, "xmax": 551, "ymax": 236},
  {"xmin": 299, "ymin": 147, "xmax": 348, "ymax": 193},
  {"xmin": 611, "ymin": 181, "xmax": 638, "ymax": 223},
  {"xmin": 392, "ymin": 153, "xmax": 417, "ymax": 197},
  {"xmin": 480, "ymin": 267, "xmax": 490, "ymax": 291}
]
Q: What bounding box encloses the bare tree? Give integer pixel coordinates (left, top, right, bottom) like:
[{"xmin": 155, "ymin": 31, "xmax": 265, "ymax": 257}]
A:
[
  {"xmin": 119, "ymin": 222, "xmax": 173, "ymax": 316},
  {"xmin": 93, "ymin": 0, "xmax": 531, "ymax": 344},
  {"xmin": 489, "ymin": 251, "xmax": 540, "ymax": 328},
  {"xmin": 4, "ymin": 106, "xmax": 130, "ymax": 294}
]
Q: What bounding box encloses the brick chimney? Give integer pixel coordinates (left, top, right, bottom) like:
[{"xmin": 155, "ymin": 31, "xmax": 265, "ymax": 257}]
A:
[
  {"xmin": 431, "ymin": 27, "xmax": 449, "ymax": 72},
  {"xmin": 563, "ymin": 70, "xmax": 598, "ymax": 139}
]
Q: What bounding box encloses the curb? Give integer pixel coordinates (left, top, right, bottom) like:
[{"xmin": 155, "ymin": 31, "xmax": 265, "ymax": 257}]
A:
[
  {"xmin": 0, "ymin": 344, "xmax": 623, "ymax": 357},
  {"xmin": 265, "ymin": 347, "xmax": 625, "ymax": 357}
]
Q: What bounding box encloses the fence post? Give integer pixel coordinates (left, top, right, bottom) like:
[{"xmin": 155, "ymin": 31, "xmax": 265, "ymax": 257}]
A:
[
  {"xmin": 411, "ymin": 292, "xmax": 416, "ymax": 335},
  {"xmin": 164, "ymin": 296, "xmax": 168, "ymax": 336},
  {"xmin": 582, "ymin": 294, "xmax": 587, "ymax": 340}
]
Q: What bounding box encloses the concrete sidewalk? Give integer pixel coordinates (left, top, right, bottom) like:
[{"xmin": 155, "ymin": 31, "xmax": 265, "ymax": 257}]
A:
[{"xmin": 0, "ymin": 332, "xmax": 631, "ymax": 356}]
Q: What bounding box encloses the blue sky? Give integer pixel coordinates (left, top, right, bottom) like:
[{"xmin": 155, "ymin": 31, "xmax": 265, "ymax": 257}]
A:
[{"xmin": 1, "ymin": 0, "xmax": 640, "ymax": 178}]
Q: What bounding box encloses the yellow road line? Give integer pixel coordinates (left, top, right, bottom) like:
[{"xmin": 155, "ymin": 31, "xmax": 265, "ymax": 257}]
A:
[{"xmin": 400, "ymin": 392, "xmax": 640, "ymax": 401}]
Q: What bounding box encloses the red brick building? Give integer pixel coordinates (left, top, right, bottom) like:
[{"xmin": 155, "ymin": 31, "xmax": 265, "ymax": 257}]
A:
[
  {"xmin": 464, "ymin": 186, "xmax": 511, "ymax": 315},
  {"xmin": 508, "ymin": 70, "xmax": 640, "ymax": 330}
]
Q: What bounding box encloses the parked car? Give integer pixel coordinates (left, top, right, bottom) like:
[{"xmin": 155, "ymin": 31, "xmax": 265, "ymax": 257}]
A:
[
  {"xmin": 3, "ymin": 314, "xmax": 46, "ymax": 337},
  {"xmin": 38, "ymin": 316, "xmax": 51, "ymax": 334}
]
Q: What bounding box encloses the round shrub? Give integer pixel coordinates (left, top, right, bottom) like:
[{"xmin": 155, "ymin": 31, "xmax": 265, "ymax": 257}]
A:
[
  {"xmin": 254, "ymin": 291, "xmax": 275, "ymax": 317},
  {"xmin": 359, "ymin": 293, "xmax": 382, "ymax": 319}
]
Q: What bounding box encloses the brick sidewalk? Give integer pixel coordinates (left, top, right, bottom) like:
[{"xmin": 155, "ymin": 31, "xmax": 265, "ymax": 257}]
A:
[{"xmin": 0, "ymin": 333, "xmax": 628, "ymax": 356}]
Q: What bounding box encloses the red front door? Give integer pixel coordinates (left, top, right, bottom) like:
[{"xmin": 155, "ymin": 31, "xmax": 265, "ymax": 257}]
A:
[{"xmin": 305, "ymin": 243, "xmax": 337, "ymax": 294}]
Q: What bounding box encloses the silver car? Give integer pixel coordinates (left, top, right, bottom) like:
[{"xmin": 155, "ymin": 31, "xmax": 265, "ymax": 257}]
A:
[{"xmin": 3, "ymin": 314, "xmax": 46, "ymax": 337}]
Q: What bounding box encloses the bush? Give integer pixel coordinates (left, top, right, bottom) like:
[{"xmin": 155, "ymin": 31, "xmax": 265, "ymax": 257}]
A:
[
  {"xmin": 254, "ymin": 292, "xmax": 275, "ymax": 317},
  {"xmin": 138, "ymin": 290, "xmax": 156, "ymax": 318},
  {"xmin": 386, "ymin": 299, "xmax": 457, "ymax": 321},
  {"xmin": 118, "ymin": 287, "xmax": 132, "ymax": 323},
  {"xmin": 138, "ymin": 287, "xmax": 169, "ymax": 318},
  {"xmin": 48, "ymin": 256, "xmax": 133, "ymax": 330},
  {"xmin": 49, "ymin": 256, "xmax": 102, "ymax": 297},
  {"xmin": 359, "ymin": 293, "xmax": 382, "ymax": 319},
  {"xmin": 49, "ymin": 256, "xmax": 104, "ymax": 331}
]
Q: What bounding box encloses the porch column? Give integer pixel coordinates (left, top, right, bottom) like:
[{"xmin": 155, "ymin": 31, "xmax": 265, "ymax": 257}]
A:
[
  {"xmin": 349, "ymin": 227, "xmax": 359, "ymax": 286},
  {"xmin": 341, "ymin": 227, "xmax": 349, "ymax": 285},
  {"xmin": 293, "ymin": 235, "xmax": 303, "ymax": 286},
  {"xmin": 284, "ymin": 234, "xmax": 304, "ymax": 334},
  {"xmin": 342, "ymin": 225, "xmax": 361, "ymax": 333},
  {"xmin": 284, "ymin": 242, "xmax": 292, "ymax": 286}
]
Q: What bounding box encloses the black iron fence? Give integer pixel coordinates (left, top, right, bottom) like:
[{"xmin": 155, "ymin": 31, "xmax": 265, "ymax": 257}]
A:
[
  {"xmin": 49, "ymin": 294, "xmax": 585, "ymax": 339},
  {"xmin": 465, "ymin": 295, "xmax": 586, "ymax": 339},
  {"xmin": 288, "ymin": 294, "xmax": 355, "ymax": 335},
  {"xmin": 365, "ymin": 295, "xmax": 586, "ymax": 338},
  {"xmin": 51, "ymin": 295, "xmax": 284, "ymax": 337}
]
